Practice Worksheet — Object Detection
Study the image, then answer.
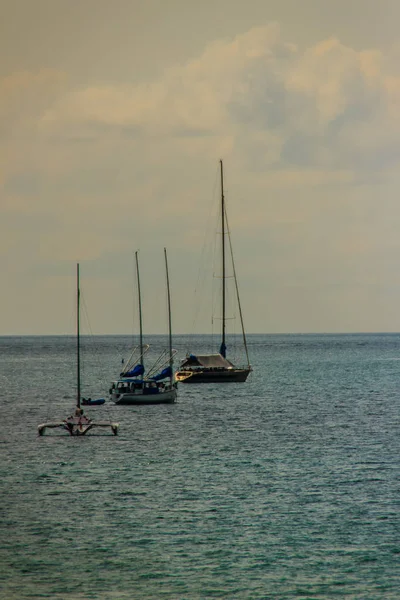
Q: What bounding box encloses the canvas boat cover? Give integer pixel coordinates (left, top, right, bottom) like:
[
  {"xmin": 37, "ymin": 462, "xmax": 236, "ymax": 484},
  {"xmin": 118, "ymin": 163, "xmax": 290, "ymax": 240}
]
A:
[
  {"xmin": 151, "ymin": 366, "xmax": 173, "ymax": 381},
  {"xmin": 180, "ymin": 353, "xmax": 234, "ymax": 368},
  {"xmin": 121, "ymin": 364, "xmax": 144, "ymax": 378}
]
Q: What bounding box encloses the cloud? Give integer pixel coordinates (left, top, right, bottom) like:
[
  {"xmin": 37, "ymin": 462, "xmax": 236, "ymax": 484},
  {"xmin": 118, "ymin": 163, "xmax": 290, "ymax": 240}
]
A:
[
  {"xmin": 0, "ymin": 69, "xmax": 66, "ymax": 135},
  {"xmin": 1, "ymin": 24, "xmax": 400, "ymax": 333},
  {"xmin": 33, "ymin": 24, "xmax": 400, "ymax": 180},
  {"xmin": 4, "ymin": 23, "xmax": 400, "ymax": 199}
]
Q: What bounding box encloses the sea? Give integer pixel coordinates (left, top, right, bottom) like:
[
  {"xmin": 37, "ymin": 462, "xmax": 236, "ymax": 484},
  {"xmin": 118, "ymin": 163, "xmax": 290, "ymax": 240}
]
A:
[{"xmin": 1, "ymin": 333, "xmax": 399, "ymax": 599}]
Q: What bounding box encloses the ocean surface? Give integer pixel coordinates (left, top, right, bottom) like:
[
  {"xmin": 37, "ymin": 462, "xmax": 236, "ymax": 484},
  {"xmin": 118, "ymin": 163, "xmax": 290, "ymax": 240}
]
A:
[{"xmin": 1, "ymin": 333, "xmax": 399, "ymax": 599}]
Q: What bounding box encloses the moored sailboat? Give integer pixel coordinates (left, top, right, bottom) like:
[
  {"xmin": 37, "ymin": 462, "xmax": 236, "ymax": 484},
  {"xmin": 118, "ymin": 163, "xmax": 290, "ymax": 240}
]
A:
[
  {"xmin": 109, "ymin": 249, "xmax": 177, "ymax": 405},
  {"xmin": 176, "ymin": 160, "xmax": 252, "ymax": 383},
  {"xmin": 38, "ymin": 264, "xmax": 119, "ymax": 436}
]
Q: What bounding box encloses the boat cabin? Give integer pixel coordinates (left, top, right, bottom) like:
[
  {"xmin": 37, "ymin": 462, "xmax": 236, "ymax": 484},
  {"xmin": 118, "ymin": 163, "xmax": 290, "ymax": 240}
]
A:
[
  {"xmin": 180, "ymin": 353, "xmax": 235, "ymax": 370},
  {"xmin": 110, "ymin": 378, "xmax": 168, "ymax": 397}
]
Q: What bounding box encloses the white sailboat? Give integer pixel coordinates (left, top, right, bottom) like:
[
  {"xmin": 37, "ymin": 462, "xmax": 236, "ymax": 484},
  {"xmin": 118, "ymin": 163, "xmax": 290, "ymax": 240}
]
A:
[
  {"xmin": 109, "ymin": 249, "xmax": 177, "ymax": 405},
  {"xmin": 176, "ymin": 160, "xmax": 252, "ymax": 383},
  {"xmin": 38, "ymin": 264, "xmax": 119, "ymax": 436}
]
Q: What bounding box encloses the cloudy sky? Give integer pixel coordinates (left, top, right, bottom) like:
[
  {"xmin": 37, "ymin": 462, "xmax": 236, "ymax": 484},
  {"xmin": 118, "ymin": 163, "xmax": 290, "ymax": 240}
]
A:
[{"xmin": 2, "ymin": 0, "xmax": 400, "ymax": 335}]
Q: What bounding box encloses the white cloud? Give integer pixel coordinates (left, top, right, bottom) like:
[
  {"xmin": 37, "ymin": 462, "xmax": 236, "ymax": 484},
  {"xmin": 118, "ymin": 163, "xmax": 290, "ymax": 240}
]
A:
[{"xmin": 34, "ymin": 25, "xmax": 400, "ymax": 179}]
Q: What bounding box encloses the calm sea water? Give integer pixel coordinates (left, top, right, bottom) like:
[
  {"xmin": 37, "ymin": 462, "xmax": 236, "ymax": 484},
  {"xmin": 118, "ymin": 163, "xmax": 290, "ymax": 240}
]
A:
[{"xmin": 1, "ymin": 334, "xmax": 399, "ymax": 599}]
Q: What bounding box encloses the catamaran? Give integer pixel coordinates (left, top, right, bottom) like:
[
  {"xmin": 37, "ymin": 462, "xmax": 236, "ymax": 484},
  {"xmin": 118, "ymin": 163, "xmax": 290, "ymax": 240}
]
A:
[
  {"xmin": 38, "ymin": 264, "xmax": 119, "ymax": 436},
  {"xmin": 176, "ymin": 160, "xmax": 252, "ymax": 383},
  {"xmin": 109, "ymin": 249, "xmax": 178, "ymax": 405}
]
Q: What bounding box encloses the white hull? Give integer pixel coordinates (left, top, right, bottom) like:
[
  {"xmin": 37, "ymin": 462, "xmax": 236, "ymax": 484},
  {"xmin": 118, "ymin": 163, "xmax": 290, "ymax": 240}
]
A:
[{"xmin": 111, "ymin": 387, "xmax": 177, "ymax": 405}]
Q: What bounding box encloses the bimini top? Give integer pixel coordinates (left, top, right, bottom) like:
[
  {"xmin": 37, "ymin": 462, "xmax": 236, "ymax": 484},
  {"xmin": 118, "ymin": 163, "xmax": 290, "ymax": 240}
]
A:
[{"xmin": 180, "ymin": 353, "xmax": 234, "ymax": 369}]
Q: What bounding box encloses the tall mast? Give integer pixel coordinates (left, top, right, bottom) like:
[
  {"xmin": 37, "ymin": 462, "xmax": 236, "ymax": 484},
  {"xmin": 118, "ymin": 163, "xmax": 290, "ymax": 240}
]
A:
[
  {"xmin": 164, "ymin": 248, "xmax": 173, "ymax": 383},
  {"xmin": 76, "ymin": 263, "xmax": 81, "ymax": 408},
  {"xmin": 220, "ymin": 159, "xmax": 227, "ymax": 358},
  {"xmin": 135, "ymin": 251, "xmax": 144, "ymax": 367}
]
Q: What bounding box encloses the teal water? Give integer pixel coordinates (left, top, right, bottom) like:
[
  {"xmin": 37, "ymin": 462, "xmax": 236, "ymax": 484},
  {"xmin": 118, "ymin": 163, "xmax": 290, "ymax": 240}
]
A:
[{"xmin": 1, "ymin": 334, "xmax": 399, "ymax": 599}]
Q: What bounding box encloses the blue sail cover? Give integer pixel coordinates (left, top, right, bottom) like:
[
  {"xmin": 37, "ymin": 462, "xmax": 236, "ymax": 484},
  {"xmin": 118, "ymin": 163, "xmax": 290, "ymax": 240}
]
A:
[
  {"xmin": 151, "ymin": 366, "xmax": 172, "ymax": 381},
  {"xmin": 121, "ymin": 364, "xmax": 144, "ymax": 378},
  {"xmin": 219, "ymin": 342, "xmax": 227, "ymax": 358}
]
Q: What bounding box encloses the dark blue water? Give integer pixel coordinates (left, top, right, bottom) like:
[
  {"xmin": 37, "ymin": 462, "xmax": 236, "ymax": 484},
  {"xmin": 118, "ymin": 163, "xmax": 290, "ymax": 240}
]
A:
[{"xmin": 1, "ymin": 334, "xmax": 399, "ymax": 599}]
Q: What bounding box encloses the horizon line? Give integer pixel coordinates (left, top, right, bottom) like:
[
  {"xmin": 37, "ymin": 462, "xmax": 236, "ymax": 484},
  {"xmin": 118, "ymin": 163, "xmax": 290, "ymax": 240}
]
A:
[{"xmin": 1, "ymin": 331, "xmax": 400, "ymax": 337}]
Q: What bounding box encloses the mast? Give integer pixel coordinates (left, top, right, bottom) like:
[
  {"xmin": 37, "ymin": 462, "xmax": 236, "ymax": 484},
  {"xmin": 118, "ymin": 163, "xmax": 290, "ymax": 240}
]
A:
[
  {"xmin": 164, "ymin": 248, "xmax": 173, "ymax": 384},
  {"xmin": 76, "ymin": 263, "xmax": 81, "ymax": 409},
  {"xmin": 220, "ymin": 159, "xmax": 227, "ymax": 358},
  {"xmin": 135, "ymin": 251, "xmax": 144, "ymax": 367}
]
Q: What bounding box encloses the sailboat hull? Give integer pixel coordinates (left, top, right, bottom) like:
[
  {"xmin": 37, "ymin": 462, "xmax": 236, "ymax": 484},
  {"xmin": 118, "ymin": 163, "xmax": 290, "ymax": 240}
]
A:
[
  {"xmin": 64, "ymin": 422, "xmax": 93, "ymax": 436},
  {"xmin": 176, "ymin": 368, "xmax": 251, "ymax": 383},
  {"xmin": 38, "ymin": 418, "xmax": 119, "ymax": 436},
  {"xmin": 111, "ymin": 387, "xmax": 177, "ymax": 405}
]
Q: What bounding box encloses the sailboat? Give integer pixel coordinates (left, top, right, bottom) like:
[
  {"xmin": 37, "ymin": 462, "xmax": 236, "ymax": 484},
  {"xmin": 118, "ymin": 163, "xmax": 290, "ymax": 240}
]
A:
[
  {"xmin": 176, "ymin": 160, "xmax": 252, "ymax": 383},
  {"xmin": 38, "ymin": 264, "xmax": 119, "ymax": 436},
  {"xmin": 109, "ymin": 249, "xmax": 177, "ymax": 405}
]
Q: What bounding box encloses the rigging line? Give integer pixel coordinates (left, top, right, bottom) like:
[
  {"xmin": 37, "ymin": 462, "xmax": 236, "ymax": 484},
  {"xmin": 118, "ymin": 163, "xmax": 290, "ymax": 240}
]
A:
[
  {"xmin": 189, "ymin": 164, "xmax": 220, "ymax": 349},
  {"xmin": 80, "ymin": 301, "xmax": 105, "ymax": 391},
  {"xmin": 224, "ymin": 208, "xmax": 251, "ymax": 367},
  {"xmin": 210, "ymin": 193, "xmax": 221, "ymax": 351},
  {"xmin": 129, "ymin": 250, "xmax": 142, "ymax": 364},
  {"xmin": 111, "ymin": 252, "xmax": 138, "ymax": 369},
  {"xmin": 79, "ymin": 294, "xmax": 117, "ymax": 419},
  {"xmin": 164, "ymin": 256, "xmax": 170, "ymax": 345},
  {"xmin": 131, "ymin": 251, "xmax": 137, "ymax": 349},
  {"xmin": 146, "ymin": 350, "xmax": 178, "ymax": 378},
  {"xmin": 213, "ymin": 316, "xmax": 236, "ymax": 320},
  {"xmin": 80, "ymin": 295, "xmax": 102, "ymax": 378},
  {"xmin": 163, "ymin": 249, "xmax": 175, "ymax": 379},
  {"xmin": 191, "ymin": 243, "xmax": 215, "ymax": 345},
  {"xmin": 114, "ymin": 249, "xmax": 143, "ymax": 375}
]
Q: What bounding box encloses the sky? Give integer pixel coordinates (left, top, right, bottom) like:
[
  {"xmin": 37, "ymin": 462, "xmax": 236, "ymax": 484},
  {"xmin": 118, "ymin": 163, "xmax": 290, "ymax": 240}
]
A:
[{"xmin": 2, "ymin": 0, "xmax": 400, "ymax": 335}]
